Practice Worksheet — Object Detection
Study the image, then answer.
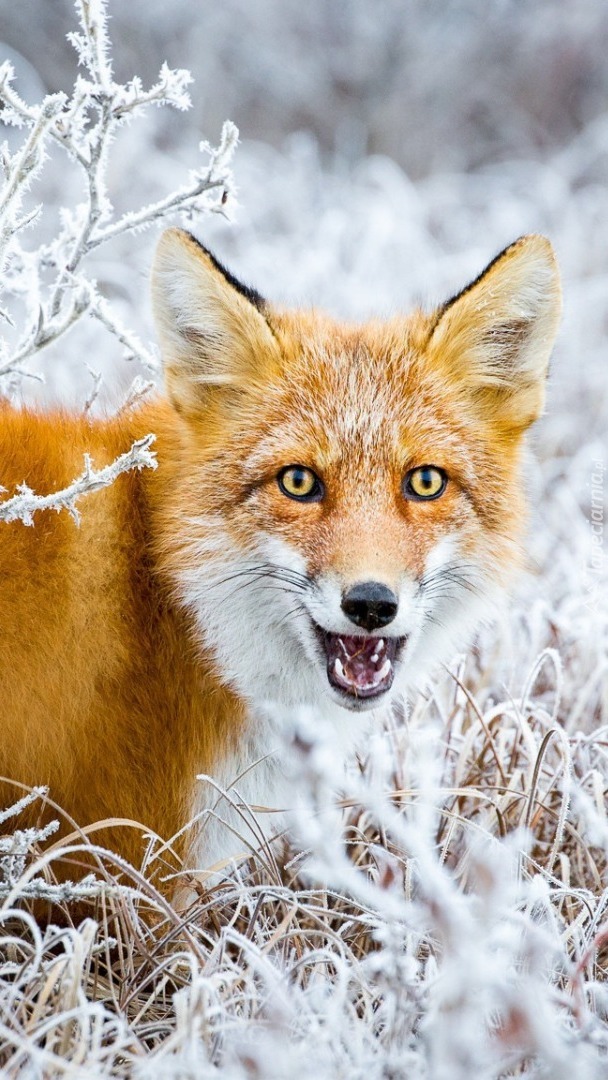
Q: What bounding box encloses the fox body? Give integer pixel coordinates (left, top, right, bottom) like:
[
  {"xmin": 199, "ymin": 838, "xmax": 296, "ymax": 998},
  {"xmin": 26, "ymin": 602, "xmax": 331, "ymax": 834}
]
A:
[{"xmin": 0, "ymin": 231, "xmax": 561, "ymax": 881}]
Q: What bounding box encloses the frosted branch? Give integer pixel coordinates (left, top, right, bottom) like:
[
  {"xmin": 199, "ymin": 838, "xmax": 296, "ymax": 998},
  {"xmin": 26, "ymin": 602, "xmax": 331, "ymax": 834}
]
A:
[
  {"xmin": 88, "ymin": 292, "xmax": 160, "ymax": 369},
  {"xmin": 87, "ymin": 119, "xmax": 239, "ymax": 251},
  {"xmin": 116, "ymin": 375, "xmax": 157, "ymax": 414},
  {"xmin": 0, "ymin": 787, "xmax": 48, "ymax": 826},
  {"xmin": 0, "ymin": 434, "xmax": 157, "ymax": 525},
  {"xmin": 0, "ymin": 1, "xmax": 237, "ymax": 387}
]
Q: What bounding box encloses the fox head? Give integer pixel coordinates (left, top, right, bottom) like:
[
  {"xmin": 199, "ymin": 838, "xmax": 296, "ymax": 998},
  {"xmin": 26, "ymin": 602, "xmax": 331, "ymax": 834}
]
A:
[{"xmin": 152, "ymin": 229, "xmax": 561, "ymax": 724}]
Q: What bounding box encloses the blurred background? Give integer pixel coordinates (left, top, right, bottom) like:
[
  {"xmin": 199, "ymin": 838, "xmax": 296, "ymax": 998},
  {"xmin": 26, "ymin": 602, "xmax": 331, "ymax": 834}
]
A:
[
  {"xmin": 5, "ymin": 0, "xmax": 608, "ymax": 176},
  {"xmin": 1, "ymin": 0, "xmax": 607, "ymax": 453}
]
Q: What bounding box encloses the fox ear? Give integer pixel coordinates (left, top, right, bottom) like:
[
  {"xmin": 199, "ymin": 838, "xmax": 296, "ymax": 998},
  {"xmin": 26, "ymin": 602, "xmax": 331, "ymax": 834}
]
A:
[
  {"xmin": 428, "ymin": 235, "xmax": 561, "ymax": 432},
  {"xmin": 152, "ymin": 228, "xmax": 281, "ymax": 417}
]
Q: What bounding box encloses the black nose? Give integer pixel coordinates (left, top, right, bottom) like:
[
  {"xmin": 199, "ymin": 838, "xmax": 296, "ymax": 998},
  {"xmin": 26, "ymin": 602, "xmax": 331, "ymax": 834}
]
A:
[{"xmin": 341, "ymin": 581, "xmax": 399, "ymax": 631}]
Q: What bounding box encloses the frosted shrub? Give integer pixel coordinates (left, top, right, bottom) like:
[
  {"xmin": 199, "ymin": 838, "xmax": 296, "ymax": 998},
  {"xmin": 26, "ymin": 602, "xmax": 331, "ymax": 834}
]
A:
[
  {"xmin": 0, "ymin": 0, "xmax": 237, "ymax": 387},
  {"xmin": 0, "ymin": 0, "xmax": 237, "ymax": 522}
]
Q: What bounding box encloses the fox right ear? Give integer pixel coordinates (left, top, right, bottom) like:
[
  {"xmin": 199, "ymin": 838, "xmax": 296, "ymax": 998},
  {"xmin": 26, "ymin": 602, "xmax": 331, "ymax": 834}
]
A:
[
  {"xmin": 152, "ymin": 228, "xmax": 281, "ymax": 418},
  {"xmin": 427, "ymin": 235, "xmax": 562, "ymax": 433}
]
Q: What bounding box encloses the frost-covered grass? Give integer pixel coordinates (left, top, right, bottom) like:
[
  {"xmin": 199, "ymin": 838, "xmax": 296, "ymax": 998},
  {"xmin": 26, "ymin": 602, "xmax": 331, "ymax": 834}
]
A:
[
  {"xmin": 1, "ymin": 2, "xmax": 608, "ymax": 1076},
  {"xmin": 2, "ymin": 636, "xmax": 608, "ymax": 1077}
]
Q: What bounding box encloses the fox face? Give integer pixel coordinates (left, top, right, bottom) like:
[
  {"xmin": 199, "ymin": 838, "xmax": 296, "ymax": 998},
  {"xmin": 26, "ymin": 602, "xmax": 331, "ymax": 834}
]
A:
[{"xmin": 153, "ymin": 231, "xmax": 561, "ymax": 728}]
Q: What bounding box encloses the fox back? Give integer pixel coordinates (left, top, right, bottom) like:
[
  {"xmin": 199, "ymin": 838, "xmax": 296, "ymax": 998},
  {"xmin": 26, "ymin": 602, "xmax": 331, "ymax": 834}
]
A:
[{"xmin": 0, "ymin": 230, "xmax": 561, "ymax": 885}]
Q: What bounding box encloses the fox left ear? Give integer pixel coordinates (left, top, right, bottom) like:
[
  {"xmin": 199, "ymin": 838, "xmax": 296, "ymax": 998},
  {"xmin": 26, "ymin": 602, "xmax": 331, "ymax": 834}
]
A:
[
  {"xmin": 152, "ymin": 228, "xmax": 281, "ymax": 419},
  {"xmin": 428, "ymin": 235, "xmax": 562, "ymax": 432}
]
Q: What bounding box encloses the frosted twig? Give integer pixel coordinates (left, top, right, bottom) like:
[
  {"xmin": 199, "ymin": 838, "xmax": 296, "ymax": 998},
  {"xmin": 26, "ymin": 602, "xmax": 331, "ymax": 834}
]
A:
[
  {"xmin": 0, "ymin": 92, "xmax": 66, "ymax": 264},
  {"xmin": 86, "ymin": 119, "xmax": 239, "ymax": 252},
  {"xmin": 0, "ymin": 434, "xmax": 157, "ymax": 525},
  {"xmin": 0, "ymin": 875, "xmax": 106, "ymax": 901},
  {"xmin": 116, "ymin": 375, "xmax": 157, "ymax": 415},
  {"xmin": 0, "ymin": 0, "xmax": 237, "ymax": 386},
  {"xmin": 0, "ymin": 787, "xmax": 48, "ymax": 826},
  {"xmin": 83, "ymin": 365, "xmax": 102, "ymax": 412},
  {"xmin": 89, "ymin": 293, "xmax": 159, "ymax": 369}
]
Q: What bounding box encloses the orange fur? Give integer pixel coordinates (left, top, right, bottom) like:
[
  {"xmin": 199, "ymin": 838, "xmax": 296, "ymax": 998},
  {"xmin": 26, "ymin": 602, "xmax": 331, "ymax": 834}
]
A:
[
  {"xmin": 0, "ymin": 230, "xmax": 561, "ymax": 887},
  {"xmin": 0, "ymin": 401, "xmax": 246, "ymax": 873}
]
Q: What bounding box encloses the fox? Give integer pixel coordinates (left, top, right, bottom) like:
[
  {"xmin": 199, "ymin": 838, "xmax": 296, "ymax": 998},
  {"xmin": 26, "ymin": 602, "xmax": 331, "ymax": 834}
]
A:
[{"xmin": 0, "ymin": 229, "xmax": 561, "ymax": 892}]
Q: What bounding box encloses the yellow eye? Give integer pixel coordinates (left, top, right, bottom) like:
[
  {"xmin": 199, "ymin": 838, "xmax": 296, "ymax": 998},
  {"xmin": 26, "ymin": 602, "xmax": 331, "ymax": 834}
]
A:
[
  {"xmin": 278, "ymin": 465, "xmax": 323, "ymax": 502},
  {"xmin": 404, "ymin": 466, "xmax": 447, "ymax": 501}
]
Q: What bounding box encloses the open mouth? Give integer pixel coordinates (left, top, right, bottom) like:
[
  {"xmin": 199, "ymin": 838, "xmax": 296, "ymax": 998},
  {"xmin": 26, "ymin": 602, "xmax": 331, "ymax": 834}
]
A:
[{"xmin": 314, "ymin": 625, "xmax": 406, "ymax": 701}]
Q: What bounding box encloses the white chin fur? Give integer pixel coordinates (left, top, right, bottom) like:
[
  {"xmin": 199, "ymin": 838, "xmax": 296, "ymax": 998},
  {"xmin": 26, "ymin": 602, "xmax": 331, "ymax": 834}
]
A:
[
  {"xmin": 178, "ymin": 529, "xmax": 498, "ymax": 720},
  {"xmin": 176, "ymin": 528, "xmax": 499, "ymax": 870}
]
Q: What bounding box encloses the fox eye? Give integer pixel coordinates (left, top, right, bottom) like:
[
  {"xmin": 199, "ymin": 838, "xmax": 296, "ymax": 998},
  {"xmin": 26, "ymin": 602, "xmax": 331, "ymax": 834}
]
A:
[
  {"xmin": 277, "ymin": 465, "xmax": 323, "ymax": 502},
  {"xmin": 403, "ymin": 466, "xmax": 447, "ymax": 501}
]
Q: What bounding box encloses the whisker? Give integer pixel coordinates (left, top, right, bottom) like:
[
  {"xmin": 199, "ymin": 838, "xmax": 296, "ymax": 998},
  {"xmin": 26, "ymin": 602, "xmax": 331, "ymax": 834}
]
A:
[
  {"xmin": 209, "ymin": 579, "xmax": 304, "ymax": 605},
  {"xmin": 195, "ymin": 562, "xmax": 315, "ymax": 612},
  {"xmin": 207, "ymin": 563, "xmax": 312, "ymax": 593},
  {"xmin": 421, "ymin": 612, "xmax": 448, "ymax": 632},
  {"xmin": 275, "ymin": 601, "xmax": 308, "ymax": 631},
  {"xmin": 418, "ymin": 561, "xmax": 484, "ymax": 600}
]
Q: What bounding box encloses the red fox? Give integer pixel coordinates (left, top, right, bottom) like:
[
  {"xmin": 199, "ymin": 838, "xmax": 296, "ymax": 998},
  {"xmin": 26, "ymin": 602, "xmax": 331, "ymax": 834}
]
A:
[{"xmin": 0, "ymin": 230, "xmax": 561, "ymax": 885}]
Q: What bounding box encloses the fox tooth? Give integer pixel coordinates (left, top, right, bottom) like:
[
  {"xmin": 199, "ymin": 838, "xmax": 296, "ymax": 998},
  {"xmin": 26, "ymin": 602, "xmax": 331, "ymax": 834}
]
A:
[{"xmin": 377, "ymin": 658, "xmax": 391, "ymax": 681}]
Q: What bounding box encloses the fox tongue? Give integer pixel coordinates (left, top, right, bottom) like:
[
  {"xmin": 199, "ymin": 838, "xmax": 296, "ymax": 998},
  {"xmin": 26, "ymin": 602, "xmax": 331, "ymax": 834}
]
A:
[{"xmin": 324, "ymin": 633, "xmax": 396, "ymax": 699}]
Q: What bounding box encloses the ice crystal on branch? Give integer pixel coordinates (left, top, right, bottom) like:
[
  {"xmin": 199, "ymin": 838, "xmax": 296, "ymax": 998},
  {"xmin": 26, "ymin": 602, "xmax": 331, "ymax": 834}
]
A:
[
  {"xmin": 0, "ymin": 0, "xmax": 238, "ymax": 389},
  {"xmin": 0, "ymin": 789, "xmax": 106, "ymax": 902},
  {"xmin": 0, "ymin": 432, "xmax": 157, "ymax": 525}
]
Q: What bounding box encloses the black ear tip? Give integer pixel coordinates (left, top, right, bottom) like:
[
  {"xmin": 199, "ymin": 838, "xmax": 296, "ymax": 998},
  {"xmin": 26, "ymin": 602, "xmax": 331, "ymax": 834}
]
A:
[
  {"xmin": 434, "ymin": 235, "xmax": 558, "ymax": 328},
  {"xmin": 182, "ymin": 233, "xmax": 266, "ymax": 313}
]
